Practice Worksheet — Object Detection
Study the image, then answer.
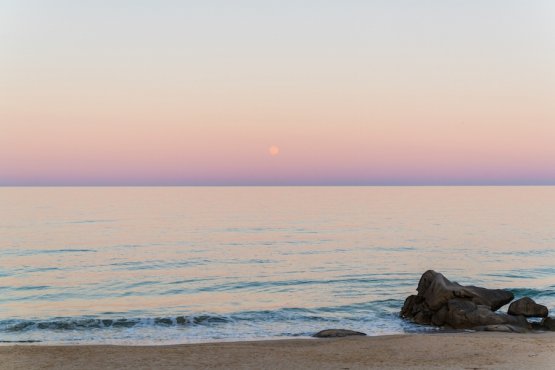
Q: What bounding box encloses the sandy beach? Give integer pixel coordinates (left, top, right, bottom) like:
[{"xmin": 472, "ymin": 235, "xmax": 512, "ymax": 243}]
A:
[{"xmin": 2, "ymin": 332, "xmax": 554, "ymax": 370}]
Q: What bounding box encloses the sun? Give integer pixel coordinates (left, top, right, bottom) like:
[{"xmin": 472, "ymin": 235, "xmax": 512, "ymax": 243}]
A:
[{"xmin": 268, "ymin": 145, "xmax": 280, "ymax": 156}]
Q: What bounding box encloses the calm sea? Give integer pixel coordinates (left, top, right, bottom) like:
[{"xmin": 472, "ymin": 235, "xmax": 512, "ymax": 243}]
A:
[{"xmin": 1, "ymin": 187, "xmax": 554, "ymax": 344}]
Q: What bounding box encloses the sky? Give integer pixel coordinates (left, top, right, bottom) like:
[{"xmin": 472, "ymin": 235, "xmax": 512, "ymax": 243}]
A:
[{"xmin": 1, "ymin": 0, "xmax": 554, "ymax": 185}]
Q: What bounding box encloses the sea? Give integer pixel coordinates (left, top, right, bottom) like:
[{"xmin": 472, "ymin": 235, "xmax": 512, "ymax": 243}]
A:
[{"xmin": 1, "ymin": 186, "xmax": 554, "ymax": 344}]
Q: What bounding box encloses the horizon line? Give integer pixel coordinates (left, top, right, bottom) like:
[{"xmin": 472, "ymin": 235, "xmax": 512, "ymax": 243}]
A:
[{"xmin": 2, "ymin": 184, "xmax": 555, "ymax": 187}]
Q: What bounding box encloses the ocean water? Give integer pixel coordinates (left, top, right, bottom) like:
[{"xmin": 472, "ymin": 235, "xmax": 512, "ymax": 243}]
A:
[{"xmin": 1, "ymin": 186, "xmax": 554, "ymax": 344}]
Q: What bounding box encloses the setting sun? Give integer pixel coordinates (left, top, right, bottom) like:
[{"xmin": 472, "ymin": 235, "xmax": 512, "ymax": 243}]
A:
[{"xmin": 268, "ymin": 145, "xmax": 280, "ymax": 156}]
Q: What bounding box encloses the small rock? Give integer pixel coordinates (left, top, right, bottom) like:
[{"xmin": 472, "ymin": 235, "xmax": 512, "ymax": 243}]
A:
[
  {"xmin": 508, "ymin": 297, "xmax": 548, "ymax": 318},
  {"xmin": 540, "ymin": 317, "xmax": 555, "ymax": 331},
  {"xmin": 530, "ymin": 321, "xmax": 544, "ymax": 330},
  {"xmin": 313, "ymin": 329, "xmax": 367, "ymax": 338},
  {"xmin": 473, "ymin": 324, "xmax": 528, "ymax": 333},
  {"xmin": 401, "ymin": 295, "xmax": 433, "ymax": 325}
]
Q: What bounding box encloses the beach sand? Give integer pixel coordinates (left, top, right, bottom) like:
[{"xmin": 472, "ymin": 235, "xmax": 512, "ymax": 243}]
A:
[{"xmin": 2, "ymin": 332, "xmax": 554, "ymax": 369}]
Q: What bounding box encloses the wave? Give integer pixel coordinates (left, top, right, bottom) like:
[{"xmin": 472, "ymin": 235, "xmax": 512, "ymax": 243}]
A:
[
  {"xmin": 0, "ymin": 300, "xmax": 404, "ymax": 333},
  {"xmin": 1, "ymin": 315, "xmax": 233, "ymax": 332},
  {"xmin": 194, "ymin": 277, "xmax": 414, "ymax": 293},
  {"xmin": 1, "ymin": 248, "xmax": 96, "ymax": 256},
  {"xmin": 508, "ymin": 287, "xmax": 555, "ymax": 300},
  {"xmin": 63, "ymin": 219, "xmax": 115, "ymax": 224}
]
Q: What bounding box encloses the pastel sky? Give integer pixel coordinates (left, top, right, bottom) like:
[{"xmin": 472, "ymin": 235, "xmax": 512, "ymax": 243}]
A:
[{"xmin": 1, "ymin": 1, "xmax": 554, "ymax": 185}]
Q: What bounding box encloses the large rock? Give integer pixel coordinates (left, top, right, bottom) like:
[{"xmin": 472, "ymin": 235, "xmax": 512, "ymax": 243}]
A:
[
  {"xmin": 313, "ymin": 329, "xmax": 366, "ymax": 338},
  {"xmin": 401, "ymin": 270, "xmax": 526, "ymax": 330},
  {"xmin": 508, "ymin": 297, "xmax": 548, "ymax": 318},
  {"xmin": 416, "ymin": 270, "xmax": 514, "ymax": 311}
]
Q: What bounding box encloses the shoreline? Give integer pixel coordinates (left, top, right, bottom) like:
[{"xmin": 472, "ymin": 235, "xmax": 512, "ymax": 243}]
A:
[{"xmin": 2, "ymin": 332, "xmax": 554, "ymax": 369}]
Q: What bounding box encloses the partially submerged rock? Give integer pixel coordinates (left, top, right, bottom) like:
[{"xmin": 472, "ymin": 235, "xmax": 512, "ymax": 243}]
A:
[
  {"xmin": 313, "ymin": 329, "xmax": 366, "ymax": 338},
  {"xmin": 401, "ymin": 270, "xmax": 529, "ymax": 332},
  {"xmin": 508, "ymin": 297, "xmax": 548, "ymax": 318}
]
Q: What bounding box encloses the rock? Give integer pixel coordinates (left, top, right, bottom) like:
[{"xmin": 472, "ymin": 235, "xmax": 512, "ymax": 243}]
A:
[
  {"xmin": 313, "ymin": 329, "xmax": 366, "ymax": 338},
  {"xmin": 472, "ymin": 324, "xmax": 529, "ymax": 333},
  {"xmin": 416, "ymin": 270, "xmax": 514, "ymax": 311},
  {"xmin": 540, "ymin": 317, "xmax": 555, "ymax": 331},
  {"xmin": 401, "ymin": 270, "xmax": 527, "ymax": 331},
  {"xmin": 401, "ymin": 295, "xmax": 434, "ymax": 325},
  {"xmin": 439, "ymin": 299, "xmax": 529, "ymax": 329},
  {"xmin": 508, "ymin": 297, "xmax": 548, "ymax": 318}
]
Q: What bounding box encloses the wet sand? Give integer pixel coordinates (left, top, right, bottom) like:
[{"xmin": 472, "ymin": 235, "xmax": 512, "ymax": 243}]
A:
[{"xmin": 2, "ymin": 332, "xmax": 554, "ymax": 369}]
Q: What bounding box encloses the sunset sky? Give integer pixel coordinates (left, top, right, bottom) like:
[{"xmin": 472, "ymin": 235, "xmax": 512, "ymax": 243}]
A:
[{"xmin": 1, "ymin": 1, "xmax": 554, "ymax": 185}]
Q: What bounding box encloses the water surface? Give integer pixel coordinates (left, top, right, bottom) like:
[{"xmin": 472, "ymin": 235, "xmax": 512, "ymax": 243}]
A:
[{"xmin": 1, "ymin": 187, "xmax": 554, "ymax": 343}]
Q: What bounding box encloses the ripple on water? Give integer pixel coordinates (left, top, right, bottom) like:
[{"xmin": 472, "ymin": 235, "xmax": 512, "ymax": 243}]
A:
[
  {"xmin": 2, "ymin": 186, "xmax": 555, "ymax": 343},
  {"xmin": 1, "ymin": 248, "xmax": 96, "ymax": 256}
]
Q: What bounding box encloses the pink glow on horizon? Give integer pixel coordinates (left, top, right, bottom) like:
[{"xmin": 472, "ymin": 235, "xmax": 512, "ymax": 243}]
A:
[{"xmin": 1, "ymin": 1, "xmax": 554, "ymax": 185}]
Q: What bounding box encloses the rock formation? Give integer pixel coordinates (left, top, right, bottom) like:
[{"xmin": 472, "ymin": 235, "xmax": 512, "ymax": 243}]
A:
[
  {"xmin": 401, "ymin": 270, "xmax": 531, "ymax": 331},
  {"xmin": 317, "ymin": 271, "xmax": 554, "ymax": 337}
]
